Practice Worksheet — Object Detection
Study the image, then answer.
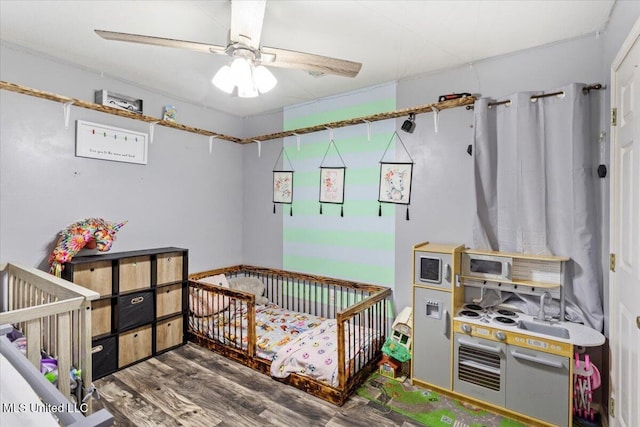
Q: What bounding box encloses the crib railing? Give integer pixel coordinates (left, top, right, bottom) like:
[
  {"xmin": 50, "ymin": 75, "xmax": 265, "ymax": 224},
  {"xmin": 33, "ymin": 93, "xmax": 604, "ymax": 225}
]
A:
[
  {"xmin": 189, "ymin": 265, "xmax": 392, "ymax": 394},
  {"xmin": 0, "ymin": 262, "xmax": 99, "ymax": 410}
]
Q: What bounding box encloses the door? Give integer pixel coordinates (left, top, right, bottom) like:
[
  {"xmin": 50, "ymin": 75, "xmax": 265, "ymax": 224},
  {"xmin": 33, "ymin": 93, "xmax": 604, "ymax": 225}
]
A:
[
  {"xmin": 412, "ymin": 287, "xmax": 452, "ymax": 389},
  {"xmin": 505, "ymin": 347, "xmax": 570, "ymax": 426},
  {"xmin": 453, "ymin": 333, "xmax": 506, "ymax": 406},
  {"xmin": 610, "ymin": 17, "xmax": 640, "ymax": 427}
]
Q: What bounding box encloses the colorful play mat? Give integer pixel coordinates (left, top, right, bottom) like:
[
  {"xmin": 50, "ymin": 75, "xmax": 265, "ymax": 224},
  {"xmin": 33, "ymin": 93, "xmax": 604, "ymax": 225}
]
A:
[{"xmin": 356, "ymin": 373, "xmax": 526, "ymax": 427}]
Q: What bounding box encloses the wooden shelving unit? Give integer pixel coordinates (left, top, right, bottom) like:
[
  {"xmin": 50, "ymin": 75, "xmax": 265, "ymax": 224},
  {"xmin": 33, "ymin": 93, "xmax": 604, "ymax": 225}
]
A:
[{"xmin": 62, "ymin": 247, "xmax": 188, "ymax": 380}]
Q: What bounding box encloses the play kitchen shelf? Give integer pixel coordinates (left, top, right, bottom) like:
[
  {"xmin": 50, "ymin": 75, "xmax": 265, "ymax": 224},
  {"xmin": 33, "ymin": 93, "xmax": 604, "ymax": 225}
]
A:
[{"xmin": 411, "ymin": 241, "xmax": 605, "ymax": 427}]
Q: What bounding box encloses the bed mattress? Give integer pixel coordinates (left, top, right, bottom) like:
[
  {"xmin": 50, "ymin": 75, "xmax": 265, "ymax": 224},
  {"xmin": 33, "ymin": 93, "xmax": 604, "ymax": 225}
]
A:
[
  {"xmin": 191, "ymin": 303, "xmax": 380, "ymax": 387},
  {"xmin": 190, "ymin": 303, "xmax": 326, "ymax": 360}
]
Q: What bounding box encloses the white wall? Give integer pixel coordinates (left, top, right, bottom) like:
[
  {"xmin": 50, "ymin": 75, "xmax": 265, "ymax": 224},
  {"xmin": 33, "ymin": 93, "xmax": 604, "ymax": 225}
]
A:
[
  {"xmin": 0, "ymin": 43, "xmax": 245, "ymax": 273},
  {"xmin": 393, "ymin": 34, "xmax": 607, "ymax": 311},
  {"xmin": 241, "ymin": 110, "xmax": 284, "ymax": 268}
]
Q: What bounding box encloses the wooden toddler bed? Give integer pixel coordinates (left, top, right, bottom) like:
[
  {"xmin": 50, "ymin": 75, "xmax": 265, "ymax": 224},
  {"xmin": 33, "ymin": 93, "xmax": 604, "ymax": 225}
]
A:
[
  {"xmin": 188, "ymin": 265, "xmax": 392, "ymax": 405},
  {"xmin": 0, "ymin": 262, "xmax": 113, "ymax": 426}
]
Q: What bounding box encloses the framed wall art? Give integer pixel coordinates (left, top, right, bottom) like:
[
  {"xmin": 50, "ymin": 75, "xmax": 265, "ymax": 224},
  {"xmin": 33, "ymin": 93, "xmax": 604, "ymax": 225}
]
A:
[
  {"xmin": 377, "ymin": 130, "xmax": 415, "ymax": 220},
  {"xmin": 319, "ymin": 167, "xmax": 345, "ymax": 204},
  {"xmin": 76, "ymin": 120, "xmax": 148, "ymax": 165},
  {"xmin": 273, "ymin": 171, "xmax": 294, "ymax": 204},
  {"xmin": 378, "ymin": 162, "xmax": 413, "ymax": 205}
]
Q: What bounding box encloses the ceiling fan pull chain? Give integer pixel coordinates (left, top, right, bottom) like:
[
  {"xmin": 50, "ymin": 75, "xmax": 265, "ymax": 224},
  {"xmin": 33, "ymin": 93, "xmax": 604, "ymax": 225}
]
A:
[{"xmin": 62, "ymin": 102, "xmax": 73, "ymax": 129}]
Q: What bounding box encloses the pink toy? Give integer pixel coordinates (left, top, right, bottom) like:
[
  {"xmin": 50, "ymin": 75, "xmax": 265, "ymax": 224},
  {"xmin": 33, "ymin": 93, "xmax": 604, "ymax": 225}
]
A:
[
  {"xmin": 48, "ymin": 218, "xmax": 126, "ymax": 276},
  {"xmin": 573, "ymin": 352, "xmax": 601, "ymax": 421}
]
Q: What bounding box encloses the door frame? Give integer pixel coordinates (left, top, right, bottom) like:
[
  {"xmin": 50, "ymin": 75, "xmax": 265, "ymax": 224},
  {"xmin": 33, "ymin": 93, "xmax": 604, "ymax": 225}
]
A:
[{"xmin": 609, "ymin": 16, "xmax": 640, "ymax": 427}]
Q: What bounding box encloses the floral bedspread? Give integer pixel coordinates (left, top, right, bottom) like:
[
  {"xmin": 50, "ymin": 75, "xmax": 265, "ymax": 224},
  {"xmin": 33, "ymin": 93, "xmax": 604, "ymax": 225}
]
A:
[
  {"xmin": 193, "ymin": 303, "xmax": 326, "ymax": 360},
  {"xmin": 270, "ymin": 319, "xmax": 379, "ymax": 387},
  {"xmin": 191, "ymin": 305, "xmax": 379, "ymax": 386}
]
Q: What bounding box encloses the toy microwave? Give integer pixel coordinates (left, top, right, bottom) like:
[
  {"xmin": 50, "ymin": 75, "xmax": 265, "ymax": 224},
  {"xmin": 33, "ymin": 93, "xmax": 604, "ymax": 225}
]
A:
[{"xmin": 461, "ymin": 252, "xmax": 512, "ymax": 281}]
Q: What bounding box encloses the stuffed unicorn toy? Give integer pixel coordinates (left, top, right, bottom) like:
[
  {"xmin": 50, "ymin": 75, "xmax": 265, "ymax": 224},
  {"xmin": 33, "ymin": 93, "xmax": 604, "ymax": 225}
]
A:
[{"xmin": 49, "ymin": 218, "xmax": 126, "ymax": 276}]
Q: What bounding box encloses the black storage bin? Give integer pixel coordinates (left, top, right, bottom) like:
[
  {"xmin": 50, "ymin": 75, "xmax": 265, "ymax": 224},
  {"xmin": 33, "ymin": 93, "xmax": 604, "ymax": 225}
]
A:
[
  {"xmin": 118, "ymin": 290, "xmax": 154, "ymax": 330},
  {"xmin": 92, "ymin": 336, "xmax": 117, "ymax": 379}
]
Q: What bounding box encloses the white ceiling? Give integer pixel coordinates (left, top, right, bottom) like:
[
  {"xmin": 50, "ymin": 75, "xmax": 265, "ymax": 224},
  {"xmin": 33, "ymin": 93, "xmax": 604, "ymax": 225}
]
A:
[{"xmin": 0, "ymin": 0, "xmax": 615, "ymax": 118}]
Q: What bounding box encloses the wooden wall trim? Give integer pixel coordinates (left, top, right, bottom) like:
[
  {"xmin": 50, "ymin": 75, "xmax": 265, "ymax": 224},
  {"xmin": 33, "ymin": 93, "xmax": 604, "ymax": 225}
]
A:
[{"xmin": 1, "ymin": 80, "xmax": 476, "ymax": 145}]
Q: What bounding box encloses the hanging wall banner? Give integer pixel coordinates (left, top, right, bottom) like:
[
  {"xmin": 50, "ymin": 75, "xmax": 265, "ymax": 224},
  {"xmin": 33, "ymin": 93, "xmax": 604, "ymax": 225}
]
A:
[
  {"xmin": 273, "ymin": 170, "xmax": 294, "ymax": 204},
  {"xmin": 378, "ymin": 162, "xmax": 413, "ymax": 205},
  {"xmin": 75, "ymin": 120, "xmax": 148, "ymax": 165},
  {"xmin": 319, "ymin": 167, "xmax": 346, "ymax": 204}
]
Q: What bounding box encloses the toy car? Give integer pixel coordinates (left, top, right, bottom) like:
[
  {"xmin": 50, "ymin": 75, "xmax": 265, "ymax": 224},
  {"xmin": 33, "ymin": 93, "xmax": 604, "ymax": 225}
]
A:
[{"xmin": 109, "ymin": 98, "xmax": 136, "ymax": 111}]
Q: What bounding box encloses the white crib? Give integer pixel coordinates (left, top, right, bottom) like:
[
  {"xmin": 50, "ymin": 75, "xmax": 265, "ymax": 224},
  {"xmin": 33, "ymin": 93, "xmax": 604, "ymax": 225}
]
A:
[{"xmin": 0, "ymin": 262, "xmax": 113, "ymax": 426}]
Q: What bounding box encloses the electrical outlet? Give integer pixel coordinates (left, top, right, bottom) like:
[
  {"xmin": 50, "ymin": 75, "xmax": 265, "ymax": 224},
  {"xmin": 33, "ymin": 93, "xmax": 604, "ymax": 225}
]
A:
[{"xmin": 609, "ymin": 397, "xmax": 615, "ymax": 418}]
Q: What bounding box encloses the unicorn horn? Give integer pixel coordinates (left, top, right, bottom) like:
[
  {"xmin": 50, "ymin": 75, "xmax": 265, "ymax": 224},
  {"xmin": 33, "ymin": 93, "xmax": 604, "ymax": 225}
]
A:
[{"xmin": 110, "ymin": 221, "xmax": 127, "ymax": 232}]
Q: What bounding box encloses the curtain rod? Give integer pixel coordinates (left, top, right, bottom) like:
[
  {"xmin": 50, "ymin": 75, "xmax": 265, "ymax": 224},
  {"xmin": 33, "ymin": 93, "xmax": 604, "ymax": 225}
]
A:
[{"xmin": 465, "ymin": 83, "xmax": 604, "ymax": 110}]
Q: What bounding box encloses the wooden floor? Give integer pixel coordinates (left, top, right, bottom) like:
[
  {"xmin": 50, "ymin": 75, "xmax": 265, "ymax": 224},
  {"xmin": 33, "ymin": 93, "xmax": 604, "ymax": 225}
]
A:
[{"xmin": 93, "ymin": 343, "xmax": 421, "ymax": 427}]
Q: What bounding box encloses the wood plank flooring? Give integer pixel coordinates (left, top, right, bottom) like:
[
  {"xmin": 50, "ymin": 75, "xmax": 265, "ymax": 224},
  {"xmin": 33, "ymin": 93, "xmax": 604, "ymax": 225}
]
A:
[{"xmin": 92, "ymin": 343, "xmax": 421, "ymax": 427}]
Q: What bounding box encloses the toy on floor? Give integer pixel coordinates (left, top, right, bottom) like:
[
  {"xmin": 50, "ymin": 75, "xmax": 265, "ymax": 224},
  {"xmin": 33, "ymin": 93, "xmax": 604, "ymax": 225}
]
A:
[
  {"xmin": 391, "ymin": 306, "xmax": 413, "ymax": 350},
  {"xmin": 573, "ymin": 352, "xmax": 601, "ymax": 421},
  {"xmin": 48, "ymin": 217, "xmax": 126, "ymax": 276},
  {"xmin": 379, "ymin": 307, "xmax": 413, "ymax": 380}
]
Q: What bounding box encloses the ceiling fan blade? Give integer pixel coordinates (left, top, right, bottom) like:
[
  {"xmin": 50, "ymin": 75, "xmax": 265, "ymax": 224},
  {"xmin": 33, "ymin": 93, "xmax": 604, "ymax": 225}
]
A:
[
  {"xmin": 229, "ymin": 0, "xmax": 266, "ymax": 50},
  {"xmin": 260, "ymin": 46, "xmax": 362, "ymax": 78},
  {"xmin": 95, "ymin": 29, "xmax": 227, "ymax": 55}
]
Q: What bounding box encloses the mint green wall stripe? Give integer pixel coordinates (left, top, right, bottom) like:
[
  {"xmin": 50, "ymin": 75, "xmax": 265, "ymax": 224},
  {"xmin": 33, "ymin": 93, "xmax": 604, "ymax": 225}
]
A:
[
  {"xmin": 290, "ymin": 200, "xmax": 396, "ymax": 216},
  {"xmin": 286, "ymin": 133, "xmax": 394, "ymax": 160},
  {"xmin": 292, "ymin": 167, "xmax": 380, "ymax": 187},
  {"xmin": 284, "ymin": 98, "xmax": 397, "ymax": 130},
  {"xmin": 283, "ymin": 255, "xmax": 394, "ymax": 286},
  {"xmin": 284, "ymin": 227, "xmax": 393, "ymax": 250},
  {"xmin": 283, "ymin": 83, "xmax": 396, "ymax": 291}
]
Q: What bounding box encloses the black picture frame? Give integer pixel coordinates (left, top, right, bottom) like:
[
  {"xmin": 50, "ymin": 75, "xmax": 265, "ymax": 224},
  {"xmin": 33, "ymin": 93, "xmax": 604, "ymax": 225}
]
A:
[{"xmin": 378, "ymin": 162, "xmax": 413, "ymax": 205}]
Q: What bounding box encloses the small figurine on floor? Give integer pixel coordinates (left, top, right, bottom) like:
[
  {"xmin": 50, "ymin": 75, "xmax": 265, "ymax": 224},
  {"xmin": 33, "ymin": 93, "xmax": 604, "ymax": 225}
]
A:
[{"xmin": 48, "ymin": 217, "xmax": 126, "ymax": 276}]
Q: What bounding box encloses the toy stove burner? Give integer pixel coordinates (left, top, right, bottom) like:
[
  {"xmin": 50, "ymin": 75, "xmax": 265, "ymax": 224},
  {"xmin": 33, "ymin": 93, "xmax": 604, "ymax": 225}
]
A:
[
  {"xmin": 493, "ymin": 316, "xmax": 517, "ymax": 326},
  {"xmin": 460, "ymin": 310, "xmax": 481, "ymax": 319},
  {"xmin": 463, "ymin": 304, "xmax": 484, "ymax": 312},
  {"xmin": 496, "ymin": 309, "xmax": 518, "ymax": 318}
]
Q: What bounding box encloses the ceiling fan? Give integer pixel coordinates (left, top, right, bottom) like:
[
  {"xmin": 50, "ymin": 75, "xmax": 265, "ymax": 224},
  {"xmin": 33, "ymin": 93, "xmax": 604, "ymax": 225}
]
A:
[{"xmin": 95, "ymin": 0, "xmax": 362, "ymax": 97}]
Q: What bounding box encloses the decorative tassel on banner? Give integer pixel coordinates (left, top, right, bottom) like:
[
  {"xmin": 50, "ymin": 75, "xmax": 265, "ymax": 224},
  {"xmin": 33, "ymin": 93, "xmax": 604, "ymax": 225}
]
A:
[
  {"xmin": 406, "ymin": 206, "xmax": 410, "ymax": 221},
  {"xmin": 273, "ymin": 204, "xmax": 276, "ymax": 214},
  {"xmin": 290, "ymin": 205, "xmax": 293, "ymax": 216},
  {"xmin": 378, "ymin": 203, "xmax": 382, "ymax": 217},
  {"xmin": 320, "ymin": 204, "xmax": 323, "ymax": 215},
  {"xmin": 340, "ymin": 205, "xmax": 344, "ymax": 217}
]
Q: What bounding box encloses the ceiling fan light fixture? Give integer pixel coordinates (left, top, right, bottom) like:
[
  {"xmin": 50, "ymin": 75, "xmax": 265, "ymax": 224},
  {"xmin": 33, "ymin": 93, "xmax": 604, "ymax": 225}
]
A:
[
  {"xmin": 230, "ymin": 57, "xmax": 252, "ymax": 84},
  {"xmin": 212, "ymin": 65, "xmax": 234, "ymax": 94},
  {"xmin": 237, "ymin": 78, "xmax": 259, "ymax": 98},
  {"xmin": 212, "ymin": 56, "xmax": 276, "ymax": 97},
  {"xmin": 254, "ymin": 65, "xmax": 277, "ymax": 94}
]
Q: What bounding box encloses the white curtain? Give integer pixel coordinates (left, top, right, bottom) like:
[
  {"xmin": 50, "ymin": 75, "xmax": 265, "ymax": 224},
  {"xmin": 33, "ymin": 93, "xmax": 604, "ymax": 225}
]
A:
[{"xmin": 473, "ymin": 83, "xmax": 603, "ymax": 331}]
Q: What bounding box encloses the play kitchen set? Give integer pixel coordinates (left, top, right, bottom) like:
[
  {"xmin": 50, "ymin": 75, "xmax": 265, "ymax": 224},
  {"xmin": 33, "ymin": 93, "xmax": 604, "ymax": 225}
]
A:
[{"xmin": 411, "ymin": 242, "xmax": 605, "ymax": 427}]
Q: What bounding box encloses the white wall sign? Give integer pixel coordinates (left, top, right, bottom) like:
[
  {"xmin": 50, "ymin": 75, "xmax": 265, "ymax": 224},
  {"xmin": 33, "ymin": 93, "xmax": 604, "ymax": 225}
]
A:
[{"xmin": 75, "ymin": 120, "xmax": 148, "ymax": 165}]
